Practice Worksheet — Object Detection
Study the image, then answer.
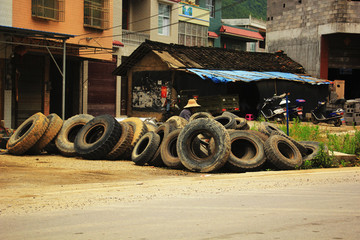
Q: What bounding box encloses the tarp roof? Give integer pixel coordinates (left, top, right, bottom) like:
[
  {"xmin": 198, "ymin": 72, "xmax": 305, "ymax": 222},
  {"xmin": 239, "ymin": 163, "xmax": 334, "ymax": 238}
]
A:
[{"xmin": 187, "ymin": 69, "xmax": 331, "ymax": 85}]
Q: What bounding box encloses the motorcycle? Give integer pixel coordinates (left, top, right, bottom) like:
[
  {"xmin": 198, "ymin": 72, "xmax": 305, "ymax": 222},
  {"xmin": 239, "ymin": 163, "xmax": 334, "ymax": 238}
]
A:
[
  {"xmin": 259, "ymin": 93, "xmax": 305, "ymax": 122},
  {"xmin": 311, "ymin": 99, "xmax": 345, "ymax": 127}
]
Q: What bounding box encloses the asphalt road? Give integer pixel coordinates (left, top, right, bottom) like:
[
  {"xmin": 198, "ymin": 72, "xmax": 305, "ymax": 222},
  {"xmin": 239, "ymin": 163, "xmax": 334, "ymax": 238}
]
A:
[{"xmin": 1, "ymin": 168, "xmax": 359, "ymax": 240}]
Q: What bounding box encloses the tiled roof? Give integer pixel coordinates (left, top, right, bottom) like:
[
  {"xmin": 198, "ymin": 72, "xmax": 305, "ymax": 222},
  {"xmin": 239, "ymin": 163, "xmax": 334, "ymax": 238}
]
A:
[
  {"xmin": 113, "ymin": 40, "xmax": 305, "ymax": 76},
  {"xmin": 220, "ymin": 25, "xmax": 264, "ymax": 41},
  {"xmin": 208, "ymin": 31, "xmax": 219, "ymax": 38}
]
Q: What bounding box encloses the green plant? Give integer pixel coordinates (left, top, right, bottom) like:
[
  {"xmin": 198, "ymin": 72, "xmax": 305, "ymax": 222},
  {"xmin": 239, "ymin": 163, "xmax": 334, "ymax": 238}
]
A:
[
  {"xmin": 312, "ymin": 143, "xmax": 335, "ymax": 168},
  {"xmin": 279, "ymin": 118, "xmax": 320, "ymax": 141},
  {"xmin": 327, "ymin": 128, "xmax": 360, "ymax": 155}
]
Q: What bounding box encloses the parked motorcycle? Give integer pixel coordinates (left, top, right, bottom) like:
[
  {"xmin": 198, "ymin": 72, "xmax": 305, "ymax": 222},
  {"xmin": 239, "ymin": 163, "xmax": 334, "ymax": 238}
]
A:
[
  {"xmin": 259, "ymin": 93, "xmax": 305, "ymax": 122},
  {"xmin": 311, "ymin": 99, "xmax": 345, "ymax": 127}
]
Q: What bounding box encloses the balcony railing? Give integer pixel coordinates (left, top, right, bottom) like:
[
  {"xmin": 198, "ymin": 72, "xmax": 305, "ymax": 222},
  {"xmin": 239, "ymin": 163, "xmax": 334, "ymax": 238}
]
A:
[{"xmin": 122, "ymin": 30, "xmax": 150, "ymax": 46}]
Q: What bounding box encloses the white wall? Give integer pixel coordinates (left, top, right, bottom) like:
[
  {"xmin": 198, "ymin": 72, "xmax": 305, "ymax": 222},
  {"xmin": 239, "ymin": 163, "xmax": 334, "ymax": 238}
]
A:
[{"xmin": 0, "ymin": 0, "xmax": 12, "ymax": 26}]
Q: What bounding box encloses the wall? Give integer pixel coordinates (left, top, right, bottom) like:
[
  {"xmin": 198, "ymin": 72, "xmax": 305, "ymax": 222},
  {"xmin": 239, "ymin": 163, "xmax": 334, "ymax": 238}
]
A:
[
  {"xmin": 12, "ymin": 0, "xmax": 114, "ymax": 61},
  {"xmin": 266, "ymin": 0, "xmax": 360, "ymax": 77},
  {"xmin": 127, "ymin": 52, "xmax": 173, "ymax": 120},
  {"xmin": 149, "ymin": 0, "xmax": 179, "ymax": 44},
  {"xmin": 0, "ymin": 0, "xmax": 12, "ymax": 26}
]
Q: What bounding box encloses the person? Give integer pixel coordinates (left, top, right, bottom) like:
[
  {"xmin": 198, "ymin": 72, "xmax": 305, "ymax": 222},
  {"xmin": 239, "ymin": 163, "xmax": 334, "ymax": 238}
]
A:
[{"xmin": 179, "ymin": 99, "xmax": 201, "ymax": 120}]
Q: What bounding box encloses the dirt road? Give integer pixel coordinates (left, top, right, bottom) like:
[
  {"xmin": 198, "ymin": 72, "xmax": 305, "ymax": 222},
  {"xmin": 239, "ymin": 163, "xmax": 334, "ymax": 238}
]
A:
[{"xmin": 0, "ymin": 154, "xmax": 360, "ymax": 239}]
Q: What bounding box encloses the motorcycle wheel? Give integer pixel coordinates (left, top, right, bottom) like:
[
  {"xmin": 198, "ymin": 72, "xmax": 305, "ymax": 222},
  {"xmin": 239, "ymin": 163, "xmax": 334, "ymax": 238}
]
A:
[
  {"xmin": 334, "ymin": 119, "xmax": 342, "ymax": 127},
  {"xmin": 311, "ymin": 116, "xmax": 319, "ymax": 124}
]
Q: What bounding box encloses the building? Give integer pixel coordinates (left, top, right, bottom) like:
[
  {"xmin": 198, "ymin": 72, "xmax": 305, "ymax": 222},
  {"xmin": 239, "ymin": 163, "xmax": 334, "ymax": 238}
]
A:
[
  {"xmin": 0, "ymin": 0, "xmax": 119, "ymax": 128},
  {"xmin": 113, "ymin": 40, "xmax": 330, "ymax": 120},
  {"xmin": 267, "ymin": 0, "xmax": 360, "ymax": 99},
  {"xmin": 222, "ymin": 16, "xmax": 266, "ymax": 52}
]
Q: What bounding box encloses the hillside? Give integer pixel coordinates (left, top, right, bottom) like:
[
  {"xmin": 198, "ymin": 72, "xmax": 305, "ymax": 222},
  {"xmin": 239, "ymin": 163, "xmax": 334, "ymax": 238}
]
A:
[{"xmin": 222, "ymin": 0, "xmax": 267, "ymax": 20}]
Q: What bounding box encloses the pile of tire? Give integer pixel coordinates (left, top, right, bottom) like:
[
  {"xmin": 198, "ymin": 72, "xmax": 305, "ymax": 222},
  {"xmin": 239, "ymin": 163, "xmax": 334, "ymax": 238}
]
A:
[{"xmin": 6, "ymin": 111, "xmax": 325, "ymax": 174}]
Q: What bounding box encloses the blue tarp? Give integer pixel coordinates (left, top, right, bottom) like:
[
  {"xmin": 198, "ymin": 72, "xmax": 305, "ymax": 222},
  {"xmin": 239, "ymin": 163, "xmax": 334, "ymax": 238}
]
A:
[{"xmin": 187, "ymin": 69, "xmax": 331, "ymax": 85}]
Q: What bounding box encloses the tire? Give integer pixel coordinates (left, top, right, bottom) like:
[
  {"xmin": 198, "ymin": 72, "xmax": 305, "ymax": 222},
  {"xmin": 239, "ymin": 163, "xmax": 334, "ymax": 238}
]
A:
[
  {"xmin": 258, "ymin": 122, "xmax": 284, "ymax": 136},
  {"xmin": 44, "ymin": 141, "xmax": 59, "ymax": 155},
  {"xmin": 245, "ymin": 130, "xmax": 269, "ymax": 143},
  {"xmin": 148, "ymin": 122, "xmax": 174, "ymax": 166},
  {"xmin": 234, "ymin": 117, "xmax": 247, "ymax": 130},
  {"xmin": 226, "ymin": 130, "xmax": 266, "ymax": 172},
  {"xmin": 300, "ymin": 141, "xmax": 328, "ymax": 162},
  {"xmin": 121, "ymin": 117, "xmax": 148, "ymax": 160},
  {"xmin": 28, "ymin": 113, "xmax": 63, "ymax": 153},
  {"xmin": 145, "ymin": 122, "xmax": 157, "ymax": 132},
  {"xmin": 166, "ymin": 116, "xmax": 188, "ymax": 129},
  {"xmin": 177, "ymin": 118, "xmax": 231, "ymax": 172},
  {"xmin": 188, "ymin": 112, "xmax": 213, "ymax": 122},
  {"xmin": 214, "ymin": 114, "xmax": 236, "ymax": 129},
  {"xmin": 106, "ymin": 122, "xmax": 134, "ymax": 160},
  {"xmin": 311, "ymin": 116, "xmax": 319, "ymax": 124},
  {"xmin": 74, "ymin": 115, "xmax": 122, "ymax": 160},
  {"xmin": 160, "ymin": 129, "xmax": 183, "ymax": 169},
  {"xmin": 264, "ymin": 134, "xmax": 303, "ymax": 170},
  {"xmin": 334, "ymin": 118, "xmax": 342, "ymax": 127},
  {"xmin": 55, "ymin": 114, "xmax": 94, "ymax": 157},
  {"xmin": 7, "ymin": 112, "xmax": 49, "ymax": 155},
  {"xmin": 270, "ymin": 131, "xmax": 307, "ymax": 156},
  {"xmin": 132, "ymin": 132, "xmax": 161, "ymax": 165}
]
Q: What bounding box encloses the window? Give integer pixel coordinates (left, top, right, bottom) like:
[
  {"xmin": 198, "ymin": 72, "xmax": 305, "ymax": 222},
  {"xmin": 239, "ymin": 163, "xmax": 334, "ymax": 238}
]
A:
[
  {"xmin": 206, "ymin": 0, "xmax": 215, "ymax": 18},
  {"xmin": 178, "ymin": 21, "xmax": 208, "ymax": 47},
  {"xmin": 158, "ymin": 3, "xmax": 171, "ymax": 35},
  {"xmin": 84, "ymin": 0, "xmax": 109, "ymax": 29},
  {"xmin": 32, "ymin": 0, "xmax": 64, "ymax": 21}
]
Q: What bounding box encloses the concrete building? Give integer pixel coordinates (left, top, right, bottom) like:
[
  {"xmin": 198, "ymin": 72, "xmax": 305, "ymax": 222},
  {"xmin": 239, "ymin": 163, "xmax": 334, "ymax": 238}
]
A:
[
  {"xmin": 267, "ymin": 0, "xmax": 360, "ymax": 99},
  {"xmin": 0, "ymin": 0, "xmax": 119, "ymax": 128},
  {"xmin": 222, "ymin": 16, "xmax": 266, "ymax": 52}
]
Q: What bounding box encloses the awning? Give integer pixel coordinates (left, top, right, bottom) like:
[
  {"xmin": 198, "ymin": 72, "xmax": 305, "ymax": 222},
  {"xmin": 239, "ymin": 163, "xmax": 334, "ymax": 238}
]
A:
[
  {"xmin": 187, "ymin": 69, "xmax": 331, "ymax": 85},
  {"xmin": 220, "ymin": 25, "xmax": 264, "ymax": 41},
  {"xmin": 208, "ymin": 31, "xmax": 219, "ymax": 38}
]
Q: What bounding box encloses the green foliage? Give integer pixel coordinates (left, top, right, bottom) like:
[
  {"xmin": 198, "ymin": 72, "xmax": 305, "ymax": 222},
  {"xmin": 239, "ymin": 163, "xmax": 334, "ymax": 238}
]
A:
[
  {"xmin": 299, "ymin": 143, "xmax": 335, "ymax": 169},
  {"xmin": 327, "ymin": 129, "xmax": 360, "ymax": 155},
  {"xmin": 279, "ymin": 118, "xmax": 321, "ymax": 141},
  {"xmin": 222, "ymin": 0, "xmax": 267, "ymax": 20}
]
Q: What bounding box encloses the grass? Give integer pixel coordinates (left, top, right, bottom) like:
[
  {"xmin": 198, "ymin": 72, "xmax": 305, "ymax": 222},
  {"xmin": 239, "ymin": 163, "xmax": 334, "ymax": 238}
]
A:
[{"xmin": 253, "ymin": 118, "xmax": 360, "ymax": 168}]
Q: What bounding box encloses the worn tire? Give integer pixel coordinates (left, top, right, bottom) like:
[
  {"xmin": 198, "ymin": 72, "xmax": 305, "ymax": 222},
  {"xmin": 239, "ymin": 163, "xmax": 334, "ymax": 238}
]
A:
[
  {"xmin": 7, "ymin": 112, "xmax": 49, "ymax": 155},
  {"xmin": 188, "ymin": 112, "xmax": 213, "ymax": 122},
  {"xmin": 234, "ymin": 117, "xmax": 247, "ymax": 130},
  {"xmin": 55, "ymin": 114, "xmax": 94, "ymax": 157},
  {"xmin": 166, "ymin": 116, "xmax": 188, "ymax": 129},
  {"xmin": 28, "ymin": 113, "xmax": 63, "ymax": 153},
  {"xmin": 132, "ymin": 131, "xmax": 161, "ymax": 165},
  {"xmin": 148, "ymin": 122, "xmax": 175, "ymax": 166},
  {"xmin": 106, "ymin": 122, "xmax": 134, "ymax": 160},
  {"xmin": 160, "ymin": 129, "xmax": 183, "ymax": 169},
  {"xmin": 245, "ymin": 130, "xmax": 269, "ymax": 143},
  {"xmin": 177, "ymin": 118, "xmax": 231, "ymax": 172},
  {"xmin": 227, "ymin": 130, "xmax": 266, "ymax": 172},
  {"xmin": 300, "ymin": 141, "xmax": 328, "ymax": 162},
  {"xmin": 271, "ymin": 131, "xmax": 307, "ymax": 156},
  {"xmin": 214, "ymin": 114, "xmax": 237, "ymax": 129},
  {"xmin": 74, "ymin": 115, "xmax": 121, "ymax": 160},
  {"xmin": 264, "ymin": 134, "xmax": 303, "ymax": 170},
  {"xmin": 121, "ymin": 117, "xmax": 148, "ymax": 160},
  {"xmin": 258, "ymin": 122, "xmax": 284, "ymax": 136}
]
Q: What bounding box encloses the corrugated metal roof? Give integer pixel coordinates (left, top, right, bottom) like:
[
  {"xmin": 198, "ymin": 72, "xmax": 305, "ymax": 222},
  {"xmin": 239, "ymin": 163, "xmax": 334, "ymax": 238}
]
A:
[{"xmin": 187, "ymin": 69, "xmax": 331, "ymax": 85}]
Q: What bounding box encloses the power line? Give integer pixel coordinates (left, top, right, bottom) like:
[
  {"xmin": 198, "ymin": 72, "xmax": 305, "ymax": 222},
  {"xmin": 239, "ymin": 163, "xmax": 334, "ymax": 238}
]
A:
[
  {"xmin": 75, "ymin": 4, "xmax": 183, "ymax": 38},
  {"xmin": 92, "ymin": 0, "xmax": 247, "ymax": 40}
]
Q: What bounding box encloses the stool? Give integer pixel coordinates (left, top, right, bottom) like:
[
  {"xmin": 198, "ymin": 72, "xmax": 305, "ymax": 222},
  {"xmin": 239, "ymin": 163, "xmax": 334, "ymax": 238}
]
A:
[{"xmin": 245, "ymin": 114, "xmax": 254, "ymax": 121}]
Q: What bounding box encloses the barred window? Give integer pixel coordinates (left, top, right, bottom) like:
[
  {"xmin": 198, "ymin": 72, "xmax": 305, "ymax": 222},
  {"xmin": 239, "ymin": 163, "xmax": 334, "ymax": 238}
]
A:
[
  {"xmin": 206, "ymin": 0, "xmax": 215, "ymax": 18},
  {"xmin": 178, "ymin": 22, "xmax": 207, "ymax": 47},
  {"xmin": 32, "ymin": 0, "xmax": 64, "ymax": 21},
  {"xmin": 84, "ymin": 0, "xmax": 110, "ymax": 29}
]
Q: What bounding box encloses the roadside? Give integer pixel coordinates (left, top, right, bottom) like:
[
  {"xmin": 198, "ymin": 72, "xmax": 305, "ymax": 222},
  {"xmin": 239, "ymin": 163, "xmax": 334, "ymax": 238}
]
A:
[{"xmin": 1, "ymin": 153, "xmax": 360, "ymax": 217}]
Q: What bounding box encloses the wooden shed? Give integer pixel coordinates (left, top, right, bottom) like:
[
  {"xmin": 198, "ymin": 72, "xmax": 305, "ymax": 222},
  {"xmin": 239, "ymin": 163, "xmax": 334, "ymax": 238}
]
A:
[{"xmin": 114, "ymin": 40, "xmax": 331, "ymax": 120}]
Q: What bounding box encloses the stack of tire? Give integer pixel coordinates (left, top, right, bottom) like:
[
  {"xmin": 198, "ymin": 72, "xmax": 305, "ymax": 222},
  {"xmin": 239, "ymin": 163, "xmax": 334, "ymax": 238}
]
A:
[{"xmin": 6, "ymin": 112, "xmax": 324, "ymax": 174}]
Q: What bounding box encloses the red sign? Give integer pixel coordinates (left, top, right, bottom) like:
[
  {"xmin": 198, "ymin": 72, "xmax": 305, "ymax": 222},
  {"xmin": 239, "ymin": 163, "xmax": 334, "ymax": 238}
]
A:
[{"xmin": 161, "ymin": 86, "xmax": 167, "ymax": 98}]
